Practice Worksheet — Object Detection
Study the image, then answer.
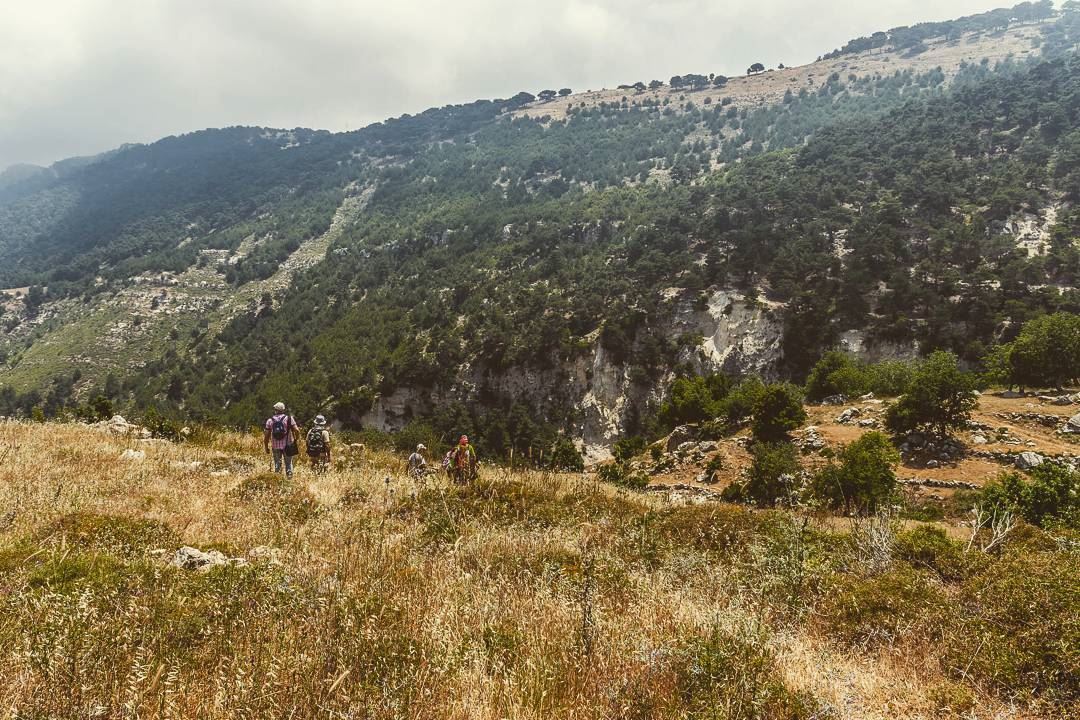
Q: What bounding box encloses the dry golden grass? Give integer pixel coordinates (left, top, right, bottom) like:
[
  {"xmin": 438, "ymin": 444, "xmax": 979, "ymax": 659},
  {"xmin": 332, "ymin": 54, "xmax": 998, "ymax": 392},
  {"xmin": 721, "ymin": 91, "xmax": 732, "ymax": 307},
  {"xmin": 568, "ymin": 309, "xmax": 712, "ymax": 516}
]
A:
[{"xmin": 0, "ymin": 420, "xmax": 1073, "ymax": 718}]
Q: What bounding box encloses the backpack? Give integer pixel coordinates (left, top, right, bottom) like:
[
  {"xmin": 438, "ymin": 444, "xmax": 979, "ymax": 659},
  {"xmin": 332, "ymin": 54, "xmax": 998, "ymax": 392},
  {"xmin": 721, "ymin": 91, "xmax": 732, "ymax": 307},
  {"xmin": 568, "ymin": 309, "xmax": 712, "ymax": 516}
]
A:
[
  {"xmin": 270, "ymin": 414, "xmax": 289, "ymax": 440},
  {"xmin": 306, "ymin": 427, "xmax": 326, "ymax": 454}
]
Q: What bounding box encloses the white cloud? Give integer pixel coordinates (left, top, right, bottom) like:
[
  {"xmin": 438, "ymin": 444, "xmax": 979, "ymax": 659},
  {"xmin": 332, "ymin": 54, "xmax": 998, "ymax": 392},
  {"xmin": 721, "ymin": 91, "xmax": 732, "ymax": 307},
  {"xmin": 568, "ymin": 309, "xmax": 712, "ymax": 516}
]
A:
[{"xmin": 0, "ymin": 0, "xmax": 1004, "ymax": 167}]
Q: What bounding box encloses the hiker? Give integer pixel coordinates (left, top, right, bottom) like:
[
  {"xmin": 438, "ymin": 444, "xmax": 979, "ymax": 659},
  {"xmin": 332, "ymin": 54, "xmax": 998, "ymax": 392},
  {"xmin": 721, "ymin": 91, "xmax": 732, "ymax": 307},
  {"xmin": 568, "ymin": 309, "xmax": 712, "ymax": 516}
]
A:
[
  {"xmin": 306, "ymin": 414, "xmax": 331, "ymax": 474},
  {"xmin": 263, "ymin": 402, "xmax": 300, "ymax": 478},
  {"xmin": 406, "ymin": 443, "xmax": 428, "ymax": 479},
  {"xmin": 449, "ymin": 435, "xmax": 477, "ymax": 485}
]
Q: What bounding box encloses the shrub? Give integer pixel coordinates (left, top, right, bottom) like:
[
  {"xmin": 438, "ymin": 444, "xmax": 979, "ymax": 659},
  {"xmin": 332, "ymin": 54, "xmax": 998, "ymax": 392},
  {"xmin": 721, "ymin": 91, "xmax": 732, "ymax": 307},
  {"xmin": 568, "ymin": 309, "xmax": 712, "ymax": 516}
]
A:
[
  {"xmin": 865, "ymin": 360, "xmax": 915, "ymax": 397},
  {"xmin": 805, "ymin": 351, "xmax": 868, "ymax": 401},
  {"xmin": 613, "ymin": 435, "xmax": 648, "ymax": 462},
  {"xmin": 37, "ymin": 513, "xmax": 179, "ymax": 559},
  {"xmin": 717, "ymin": 377, "xmax": 766, "ymax": 428},
  {"xmin": 818, "ymin": 565, "xmax": 947, "ymax": 646},
  {"xmin": 981, "ymin": 464, "xmax": 1080, "ymax": 529},
  {"xmin": 946, "ymin": 550, "xmax": 1080, "ymax": 702},
  {"xmin": 659, "ymin": 373, "xmax": 734, "ymax": 427},
  {"xmin": 596, "ymin": 462, "xmax": 649, "ymax": 490},
  {"xmin": 750, "ymin": 383, "xmax": 807, "ymax": 442},
  {"xmin": 812, "ymin": 431, "xmax": 899, "ymax": 514},
  {"xmin": 676, "ymin": 623, "xmax": 822, "ymax": 718},
  {"xmin": 734, "ymin": 441, "xmax": 801, "ymax": 507},
  {"xmin": 894, "ymin": 525, "xmax": 970, "ymax": 582},
  {"xmin": 549, "ymin": 437, "xmax": 584, "ymax": 472},
  {"xmin": 1001, "ymin": 312, "xmax": 1080, "ymax": 390},
  {"xmin": 884, "ymin": 351, "xmax": 976, "ymax": 438}
]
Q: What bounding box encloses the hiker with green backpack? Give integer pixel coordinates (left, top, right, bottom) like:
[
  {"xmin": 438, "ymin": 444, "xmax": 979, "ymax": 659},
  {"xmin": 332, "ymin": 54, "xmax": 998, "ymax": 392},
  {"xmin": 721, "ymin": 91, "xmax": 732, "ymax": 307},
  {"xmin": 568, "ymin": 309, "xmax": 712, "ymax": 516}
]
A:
[
  {"xmin": 306, "ymin": 414, "xmax": 332, "ymax": 474},
  {"xmin": 263, "ymin": 402, "xmax": 300, "ymax": 478}
]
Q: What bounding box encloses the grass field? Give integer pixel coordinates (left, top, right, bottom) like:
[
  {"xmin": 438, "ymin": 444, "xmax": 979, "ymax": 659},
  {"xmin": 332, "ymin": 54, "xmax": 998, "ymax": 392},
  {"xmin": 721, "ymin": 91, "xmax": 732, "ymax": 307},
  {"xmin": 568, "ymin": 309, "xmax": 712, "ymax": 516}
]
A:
[{"xmin": 0, "ymin": 420, "xmax": 1076, "ymax": 718}]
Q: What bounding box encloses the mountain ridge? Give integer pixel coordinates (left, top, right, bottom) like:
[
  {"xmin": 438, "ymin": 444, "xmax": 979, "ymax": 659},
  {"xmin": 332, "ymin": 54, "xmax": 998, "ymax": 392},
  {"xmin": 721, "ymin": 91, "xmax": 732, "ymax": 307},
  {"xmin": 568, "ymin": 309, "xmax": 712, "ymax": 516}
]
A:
[{"xmin": 1, "ymin": 2, "xmax": 1078, "ymax": 460}]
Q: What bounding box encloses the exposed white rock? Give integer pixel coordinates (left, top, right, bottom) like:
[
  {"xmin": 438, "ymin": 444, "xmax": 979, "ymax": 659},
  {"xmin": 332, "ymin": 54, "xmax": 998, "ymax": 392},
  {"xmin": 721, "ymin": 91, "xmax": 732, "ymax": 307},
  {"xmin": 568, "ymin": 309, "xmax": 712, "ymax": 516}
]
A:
[{"xmin": 1015, "ymin": 451, "xmax": 1045, "ymax": 470}]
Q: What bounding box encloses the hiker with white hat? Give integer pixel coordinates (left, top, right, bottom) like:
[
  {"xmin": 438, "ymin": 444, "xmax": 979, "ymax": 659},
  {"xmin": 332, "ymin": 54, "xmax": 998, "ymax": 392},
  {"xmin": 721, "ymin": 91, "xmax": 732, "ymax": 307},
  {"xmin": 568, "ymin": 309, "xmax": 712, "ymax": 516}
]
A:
[
  {"xmin": 406, "ymin": 443, "xmax": 428, "ymax": 480},
  {"xmin": 306, "ymin": 414, "xmax": 332, "ymax": 474},
  {"xmin": 263, "ymin": 402, "xmax": 300, "ymax": 478}
]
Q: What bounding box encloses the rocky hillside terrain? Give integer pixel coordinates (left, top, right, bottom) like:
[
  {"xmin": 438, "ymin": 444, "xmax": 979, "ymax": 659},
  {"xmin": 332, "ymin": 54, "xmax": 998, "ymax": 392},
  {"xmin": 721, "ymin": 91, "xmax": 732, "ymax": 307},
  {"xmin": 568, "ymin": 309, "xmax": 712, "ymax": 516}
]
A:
[{"xmin": 0, "ymin": 2, "xmax": 1078, "ymax": 459}]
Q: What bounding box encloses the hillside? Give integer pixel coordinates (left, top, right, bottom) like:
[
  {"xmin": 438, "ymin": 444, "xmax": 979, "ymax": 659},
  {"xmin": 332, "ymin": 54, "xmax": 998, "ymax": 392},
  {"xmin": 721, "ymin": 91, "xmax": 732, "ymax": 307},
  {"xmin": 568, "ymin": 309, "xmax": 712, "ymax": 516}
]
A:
[
  {"xmin": 0, "ymin": 418, "xmax": 1075, "ymax": 717},
  {"xmin": 1, "ymin": 3, "xmax": 1079, "ymax": 459}
]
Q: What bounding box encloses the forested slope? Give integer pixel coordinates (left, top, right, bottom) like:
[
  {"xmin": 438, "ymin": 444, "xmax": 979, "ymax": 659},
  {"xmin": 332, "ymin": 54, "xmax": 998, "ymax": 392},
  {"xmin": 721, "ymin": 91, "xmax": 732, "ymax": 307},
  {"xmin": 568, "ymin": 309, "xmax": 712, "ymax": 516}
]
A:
[{"xmin": 1, "ymin": 4, "xmax": 1079, "ymax": 456}]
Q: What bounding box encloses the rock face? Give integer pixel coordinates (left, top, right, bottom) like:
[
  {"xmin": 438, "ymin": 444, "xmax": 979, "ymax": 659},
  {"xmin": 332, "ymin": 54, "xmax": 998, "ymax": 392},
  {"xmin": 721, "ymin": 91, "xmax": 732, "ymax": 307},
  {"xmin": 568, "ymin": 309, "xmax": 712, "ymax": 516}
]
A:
[{"xmin": 1015, "ymin": 451, "xmax": 1045, "ymax": 470}]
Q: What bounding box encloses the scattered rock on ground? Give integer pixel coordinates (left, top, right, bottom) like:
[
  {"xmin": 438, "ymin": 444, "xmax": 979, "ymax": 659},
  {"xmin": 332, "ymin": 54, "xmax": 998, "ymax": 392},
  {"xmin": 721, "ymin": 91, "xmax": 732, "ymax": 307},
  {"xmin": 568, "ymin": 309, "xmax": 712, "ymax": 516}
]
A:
[
  {"xmin": 1015, "ymin": 451, "xmax": 1045, "ymax": 470},
  {"xmin": 836, "ymin": 407, "xmax": 862, "ymax": 424},
  {"xmin": 666, "ymin": 425, "xmax": 701, "ymax": 453},
  {"xmin": 170, "ymin": 546, "xmax": 244, "ymax": 571}
]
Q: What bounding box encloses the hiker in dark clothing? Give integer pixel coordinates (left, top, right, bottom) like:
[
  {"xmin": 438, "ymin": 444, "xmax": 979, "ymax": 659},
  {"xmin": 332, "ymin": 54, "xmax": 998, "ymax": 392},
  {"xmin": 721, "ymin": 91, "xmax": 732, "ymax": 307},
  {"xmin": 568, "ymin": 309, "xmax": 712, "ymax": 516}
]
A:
[
  {"xmin": 263, "ymin": 402, "xmax": 300, "ymax": 478},
  {"xmin": 306, "ymin": 414, "xmax": 331, "ymax": 474}
]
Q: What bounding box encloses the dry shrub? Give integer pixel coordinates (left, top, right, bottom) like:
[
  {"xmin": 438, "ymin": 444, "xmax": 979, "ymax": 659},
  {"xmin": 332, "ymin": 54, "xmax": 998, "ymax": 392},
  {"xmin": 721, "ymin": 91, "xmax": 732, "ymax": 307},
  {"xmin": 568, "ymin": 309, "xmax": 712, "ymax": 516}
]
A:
[
  {"xmin": 36, "ymin": 512, "xmax": 179, "ymax": 558},
  {"xmin": 675, "ymin": 622, "xmax": 824, "ymax": 719},
  {"xmin": 228, "ymin": 472, "xmax": 320, "ymax": 524},
  {"xmin": 816, "ymin": 565, "xmax": 948, "ymax": 648},
  {"xmin": 944, "ymin": 548, "xmax": 1080, "ymax": 704}
]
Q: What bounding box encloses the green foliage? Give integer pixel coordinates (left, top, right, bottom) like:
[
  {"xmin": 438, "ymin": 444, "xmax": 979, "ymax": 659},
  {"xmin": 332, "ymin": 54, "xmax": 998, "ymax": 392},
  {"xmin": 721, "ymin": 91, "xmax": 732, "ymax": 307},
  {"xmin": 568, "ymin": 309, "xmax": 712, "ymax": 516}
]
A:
[
  {"xmin": 947, "ymin": 549, "xmax": 1080, "ymax": 702},
  {"xmin": 676, "ymin": 624, "xmax": 821, "ymax": 718},
  {"xmin": 981, "ymin": 464, "xmax": 1080, "ymax": 529},
  {"xmin": 884, "ymin": 351, "xmax": 976, "ymax": 438},
  {"xmin": 893, "ymin": 525, "xmax": 970, "ymax": 582},
  {"xmin": 806, "ymin": 352, "xmax": 917, "ymax": 401},
  {"xmin": 750, "ymin": 383, "xmax": 807, "ymax": 442},
  {"xmin": 659, "ymin": 373, "xmax": 733, "ymax": 427},
  {"xmin": 613, "ymin": 435, "xmax": 647, "ymax": 462},
  {"xmin": 727, "ymin": 441, "xmax": 801, "ymax": 507},
  {"xmin": 37, "ymin": 513, "xmax": 179, "ymax": 560},
  {"xmin": 596, "ymin": 462, "xmax": 649, "ymax": 490},
  {"xmin": 1000, "ymin": 312, "xmax": 1080, "ymax": 389},
  {"xmin": 812, "ymin": 432, "xmax": 900, "ymax": 514},
  {"xmin": 818, "ymin": 565, "xmax": 947, "ymax": 646},
  {"xmin": 548, "ymin": 437, "xmax": 584, "ymax": 472},
  {"xmin": 805, "ymin": 351, "xmax": 866, "ymax": 400}
]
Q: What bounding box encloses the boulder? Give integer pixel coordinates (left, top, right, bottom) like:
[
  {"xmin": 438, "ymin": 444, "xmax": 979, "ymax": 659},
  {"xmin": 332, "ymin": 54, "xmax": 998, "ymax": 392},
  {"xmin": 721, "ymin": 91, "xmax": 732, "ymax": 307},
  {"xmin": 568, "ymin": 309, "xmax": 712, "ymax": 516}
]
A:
[
  {"xmin": 1015, "ymin": 452, "xmax": 1045, "ymax": 470},
  {"xmin": 666, "ymin": 425, "xmax": 700, "ymax": 452},
  {"xmin": 926, "ymin": 460, "xmax": 939, "ymax": 469},
  {"xmin": 120, "ymin": 449, "xmax": 146, "ymax": 461},
  {"xmin": 1064, "ymin": 413, "xmax": 1080, "ymax": 434},
  {"xmin": 820, "ymin": 395, "xmax": 847, "ymax": 406},
  {"xmin": 857, "ymin": 418, "xmax": 878, "ymax": 429},
  {"xmin": 971, "ymin": 435, "xmax": 988, "ymax": 445},
  {"xmin": 170, "ymin": 546, "xmax": 234, "ymax": 571},
  {"xmin": 836, "ymin": 407, "xmax": 862, "ymax": 424}
]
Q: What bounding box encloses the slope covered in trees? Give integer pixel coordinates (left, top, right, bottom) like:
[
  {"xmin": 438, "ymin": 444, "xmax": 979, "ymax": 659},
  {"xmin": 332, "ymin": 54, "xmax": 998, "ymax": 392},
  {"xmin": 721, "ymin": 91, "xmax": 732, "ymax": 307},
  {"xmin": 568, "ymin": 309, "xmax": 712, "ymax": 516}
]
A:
[{"xmin": 0, "ymin": 6, "xmax": 1078, "ymax": 457}]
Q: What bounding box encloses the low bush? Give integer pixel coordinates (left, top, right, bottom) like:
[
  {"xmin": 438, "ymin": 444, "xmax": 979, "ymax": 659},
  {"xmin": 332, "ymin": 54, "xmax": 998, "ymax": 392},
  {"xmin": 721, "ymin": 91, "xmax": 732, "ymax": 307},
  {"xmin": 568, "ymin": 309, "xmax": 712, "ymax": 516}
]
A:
[
  {"xmin": 36, "ymin": 513, "xmax": 178, "ymax": 559},
  {"xmin": 894, "ymin": 525, "xmax": 971, "ymax": 582},
  {"xmin": 675, "ymin": 623, "xmax": 822, "ymax": 718},
  {"xmin": 945, "ymin": 549, "xmax": 1080, "ymax": 703},
  {"xmin": 817, "ymin": 565, "xmax": 947, "ymax": 647},
  {"xmin": 981, "ymin": 464, "xmax": 1080, "ymax": 529}
]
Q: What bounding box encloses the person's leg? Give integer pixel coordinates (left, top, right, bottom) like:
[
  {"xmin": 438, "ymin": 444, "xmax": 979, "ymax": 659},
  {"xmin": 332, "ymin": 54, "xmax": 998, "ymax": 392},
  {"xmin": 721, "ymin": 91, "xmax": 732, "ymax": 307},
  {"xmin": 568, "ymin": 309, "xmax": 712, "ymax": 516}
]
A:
[
  {"xmin": 272, "ymin": 448, "xmax": 284, "ymax": 473},
  {"xmin": 284, "ymin": 452, "xmax": 294, "ymax": 478}
]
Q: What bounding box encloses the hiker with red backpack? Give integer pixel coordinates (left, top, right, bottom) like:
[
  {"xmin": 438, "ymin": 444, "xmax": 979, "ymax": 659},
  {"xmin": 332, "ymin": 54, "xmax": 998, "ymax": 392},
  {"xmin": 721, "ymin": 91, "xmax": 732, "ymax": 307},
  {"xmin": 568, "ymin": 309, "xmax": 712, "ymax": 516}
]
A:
[
  {"xmin": 263, "ymin": 402, "xmax": 300, "ymax": 478},
  {"xmin": 449, "ymin": 435, "xmax": 477, "ymax": 485}
]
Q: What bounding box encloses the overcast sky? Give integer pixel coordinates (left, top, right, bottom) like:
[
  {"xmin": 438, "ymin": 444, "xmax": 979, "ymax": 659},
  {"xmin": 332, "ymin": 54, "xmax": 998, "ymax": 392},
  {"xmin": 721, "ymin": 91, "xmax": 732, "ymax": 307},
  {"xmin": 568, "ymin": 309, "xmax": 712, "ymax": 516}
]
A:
[{"xmin": 1, "ymin": 0, "xmax": 1010, "ymax": 169}]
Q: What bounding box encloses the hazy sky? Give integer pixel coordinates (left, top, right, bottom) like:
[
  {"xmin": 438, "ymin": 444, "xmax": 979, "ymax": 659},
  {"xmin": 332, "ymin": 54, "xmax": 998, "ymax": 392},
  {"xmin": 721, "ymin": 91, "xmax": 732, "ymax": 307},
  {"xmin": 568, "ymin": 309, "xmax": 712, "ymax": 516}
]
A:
[{"xmin": 1, "ymin": 0, "xmax": 1008, "ymax": 168}]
